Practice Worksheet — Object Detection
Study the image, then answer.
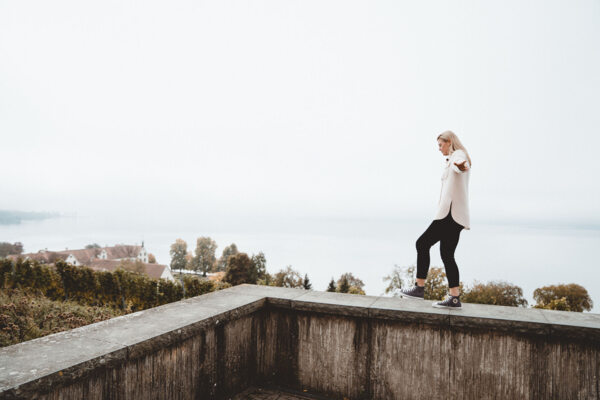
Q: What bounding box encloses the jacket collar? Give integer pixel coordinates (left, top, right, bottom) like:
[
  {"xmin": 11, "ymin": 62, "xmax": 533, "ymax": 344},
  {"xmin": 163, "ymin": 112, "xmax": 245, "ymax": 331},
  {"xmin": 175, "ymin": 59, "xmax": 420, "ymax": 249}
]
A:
[{"xmin": 446, "ymin": 149, "xmax": 462, "ymax": 161}]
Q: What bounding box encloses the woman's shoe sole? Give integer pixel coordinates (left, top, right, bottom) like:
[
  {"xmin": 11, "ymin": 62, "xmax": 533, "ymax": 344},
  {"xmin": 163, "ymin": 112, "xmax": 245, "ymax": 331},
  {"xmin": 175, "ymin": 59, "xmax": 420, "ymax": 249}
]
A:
[
  {"xmin": 432, "ymin": 302, "xmax": 462, "ymax": 309},
  {"xmin": 400, "ymin": 294, "xmax": 424, "ymax": 300}
]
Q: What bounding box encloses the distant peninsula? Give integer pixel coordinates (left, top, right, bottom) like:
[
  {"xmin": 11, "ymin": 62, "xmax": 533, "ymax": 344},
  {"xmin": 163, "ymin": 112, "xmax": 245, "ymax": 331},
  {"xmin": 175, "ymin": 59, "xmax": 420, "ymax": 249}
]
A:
[{"xmin": 0, "ymin": 210, "xmax": 60, "ymax": 225}]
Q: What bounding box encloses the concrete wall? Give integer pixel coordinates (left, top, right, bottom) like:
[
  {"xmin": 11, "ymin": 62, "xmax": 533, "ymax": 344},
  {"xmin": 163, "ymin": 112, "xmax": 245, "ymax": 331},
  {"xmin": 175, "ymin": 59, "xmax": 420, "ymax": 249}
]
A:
[{"xmin": 1, "ymin": 285, "xmax": 599, "ymax": 399}]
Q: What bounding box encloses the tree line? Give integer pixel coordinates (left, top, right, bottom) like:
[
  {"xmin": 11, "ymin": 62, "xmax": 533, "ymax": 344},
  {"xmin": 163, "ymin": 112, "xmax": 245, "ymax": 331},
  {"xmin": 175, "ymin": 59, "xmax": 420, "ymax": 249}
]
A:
[
  {"xmin": 170, "ymin": 238, "xmax": 362, "ymax": 293},
  {"xmin": 2, "ymin": 238, "xmax": 594, "ymax": 313},
  {"xmin": 0, "ymin": 242, "xmax": 23, "ymax": 258},
  {"xmin": 2, "ymin": 240, "xmax": 593, "ymax": 348},
  {"xmin": 173, "ymin": 236, "xmax": 593, "ymax": 312}
]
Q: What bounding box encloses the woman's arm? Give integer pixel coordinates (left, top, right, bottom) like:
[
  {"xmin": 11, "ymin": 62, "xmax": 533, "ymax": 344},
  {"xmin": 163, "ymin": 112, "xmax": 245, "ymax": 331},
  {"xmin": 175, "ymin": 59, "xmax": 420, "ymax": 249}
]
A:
[{"xmin": 451, "ymin": 151, "xmax": 470, "ymax": 173}]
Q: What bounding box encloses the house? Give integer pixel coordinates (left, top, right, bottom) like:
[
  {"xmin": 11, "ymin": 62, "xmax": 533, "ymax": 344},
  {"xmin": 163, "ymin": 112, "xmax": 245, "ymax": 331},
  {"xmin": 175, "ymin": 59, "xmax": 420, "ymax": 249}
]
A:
[
  {"xmin": 11, "ymin": 243, "xmax": 171, "ymax": 280},
  {"xmin": 16, "ymin": 243, "xmax": 149, "ymax": 266},
  {"xmin": 96, "ymin": 244, "xmax": 149, "ymax": 263},
  {"xmin": 87, "ymin": 259, "xmax": 174, "ymax": 282}
]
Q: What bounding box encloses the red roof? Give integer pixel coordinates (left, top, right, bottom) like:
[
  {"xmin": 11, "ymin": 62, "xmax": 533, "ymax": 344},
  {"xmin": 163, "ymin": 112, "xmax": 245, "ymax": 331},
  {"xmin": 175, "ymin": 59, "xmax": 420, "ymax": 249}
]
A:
[
  {"xmin": 87, "ymin": 259, "xmax": 169, "ymax": 280},
  {"xmin": 14, "ymin": 244, "xmax": 143, "ymax": 264},
  {"xmin": 104, "ymin": 245, "xmax": 143, "ymax": 259}
]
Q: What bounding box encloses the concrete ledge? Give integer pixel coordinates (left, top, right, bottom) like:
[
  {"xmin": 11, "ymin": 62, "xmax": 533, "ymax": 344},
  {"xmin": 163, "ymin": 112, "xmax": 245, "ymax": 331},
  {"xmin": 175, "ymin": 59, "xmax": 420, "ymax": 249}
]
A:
[
  {"xmin": 1, "ymin": 284, "xmax": 599, "ymax": 399},
  {"xmin": 0, "ymin": 289, "xmax": 266, "ymax": 398},
  {"xmin": 291, "ymin": 291, "xmax": 381, "ymax": 317},
  {"xmin": 254, "ymin": 284, "xmax": 599, "ymax": 340}
]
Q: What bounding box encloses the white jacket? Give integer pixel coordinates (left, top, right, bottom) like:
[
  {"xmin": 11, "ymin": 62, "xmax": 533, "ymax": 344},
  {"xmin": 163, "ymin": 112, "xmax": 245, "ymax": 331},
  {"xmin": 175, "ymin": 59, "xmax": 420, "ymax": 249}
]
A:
[{"xmin": 434, "ymin": 149, "xmax": 471, "ymax": 230}]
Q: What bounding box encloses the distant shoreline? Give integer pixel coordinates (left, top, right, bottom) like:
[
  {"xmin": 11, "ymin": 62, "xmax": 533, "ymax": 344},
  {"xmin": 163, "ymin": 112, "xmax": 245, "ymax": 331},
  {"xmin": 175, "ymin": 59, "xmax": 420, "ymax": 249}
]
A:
[{"xmin": 0, "ymin": 210, "xmax": 60, "ymax": 225}]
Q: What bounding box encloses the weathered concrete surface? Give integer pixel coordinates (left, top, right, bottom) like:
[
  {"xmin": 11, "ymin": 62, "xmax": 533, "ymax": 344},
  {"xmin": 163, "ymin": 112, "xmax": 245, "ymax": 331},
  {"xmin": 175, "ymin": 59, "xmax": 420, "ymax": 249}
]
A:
[
  {"xmin": 1, "ymin": 284, "xmax": 600, "ymax": 399},
  {"xmin": 290, "ymin": 290, "xmax": 380, "ymax": 317},
  {"xmin": 232, "ymin": 385, "xmax": 333, "ymax": 399},
  {"xmin": 0, "ymin": 289, "xmax": 267, "ymax": 399},
  {"xmin": 296, "ymin": 311, "xmax": 370, "ymax": 398}
]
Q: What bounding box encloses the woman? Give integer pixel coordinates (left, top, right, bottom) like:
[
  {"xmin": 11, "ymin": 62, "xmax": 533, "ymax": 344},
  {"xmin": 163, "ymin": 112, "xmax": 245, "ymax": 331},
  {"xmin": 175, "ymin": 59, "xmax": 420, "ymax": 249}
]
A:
[{"xmin": 399, "ymin": 130, "xmax": 472, "ymax": 309}]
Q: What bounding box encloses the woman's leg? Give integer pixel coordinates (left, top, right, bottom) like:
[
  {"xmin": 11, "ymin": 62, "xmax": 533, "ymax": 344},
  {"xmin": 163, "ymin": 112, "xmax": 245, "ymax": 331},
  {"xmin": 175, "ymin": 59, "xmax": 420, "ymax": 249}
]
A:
[
  {"xmin": 439, "ymin": 209, "xmax": 464, "ymax": 296},
  {"xmin": 415, "ymin": 219, "xmax": 444, "ymax": 286}
]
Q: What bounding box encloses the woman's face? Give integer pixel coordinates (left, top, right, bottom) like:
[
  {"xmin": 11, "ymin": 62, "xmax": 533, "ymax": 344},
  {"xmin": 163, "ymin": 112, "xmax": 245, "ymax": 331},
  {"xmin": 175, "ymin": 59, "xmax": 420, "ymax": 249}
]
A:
[{"xmin": 438, "ymin": 139, "xmax": 451, "ymax": 156}]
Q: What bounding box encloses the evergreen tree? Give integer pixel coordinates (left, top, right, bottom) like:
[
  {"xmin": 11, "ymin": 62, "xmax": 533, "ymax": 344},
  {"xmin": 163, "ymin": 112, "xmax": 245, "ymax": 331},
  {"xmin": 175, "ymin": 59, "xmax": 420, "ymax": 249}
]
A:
[
  {"xmin": 327, "ymin": 278, "xmax": 336, "ymax": 292},
  {"xmin": 338, "ymin": 275, "xmax": 350, "ymax": 293},
  {"xmin": 302, "ymin": 273, "xmax": 312, "ymax": 290}
]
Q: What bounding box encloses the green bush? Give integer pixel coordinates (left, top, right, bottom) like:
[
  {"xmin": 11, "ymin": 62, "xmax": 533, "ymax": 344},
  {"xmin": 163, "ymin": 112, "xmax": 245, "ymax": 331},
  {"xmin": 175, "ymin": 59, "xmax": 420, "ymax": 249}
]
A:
[
  {"xmin": 0, "ymin": 288, "xmax": 123, "ymax": 348},
  {"xmin": 533, "ymin": 283, "xmax": 592, "ymax": 312},
  {"xmin": 224, "ymin": 253, "xmax": 257, "ymax": 286},
  {"xmin": 56, "ymin": 262, "xmax": 98, "ymax": 304},
  {"xmin": 461, "ymin": 280, "xmax": 528, "ymax": 307},
  {"xmin": 183, "ymin": 275, "xmax": 216, "ymax": 297},
  {"xmin": 1, "ymin": 259, "xmax": 224, "ymax": 313},
  {"xmin": 0, "ymin": 259, "xmax": 229, "ymax": 347},
  {"xmin": 0, "ymin": 259, "xmax": 12, "ymax": 287},
  {"xmin": 158, "ymin": 279, "xmax": 184, "ymax": 305},
  {"xmin": 96, "ymin": 271, "xmax": 122, "ymax": 307}
]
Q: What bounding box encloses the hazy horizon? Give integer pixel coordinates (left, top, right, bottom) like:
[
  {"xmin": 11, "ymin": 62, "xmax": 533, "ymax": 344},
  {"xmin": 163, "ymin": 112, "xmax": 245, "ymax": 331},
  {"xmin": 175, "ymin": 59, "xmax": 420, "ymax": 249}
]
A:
[
  {"xmin": 2, "ymin": 0, "xmax": 599, "ymax": 225},
  {"xmin": 2, "ymin": 212, "xmax": 599, "ymax": 312},
  {"xmin": 3, "ymin": 207, "xmax": 600, "ymax": 233}
]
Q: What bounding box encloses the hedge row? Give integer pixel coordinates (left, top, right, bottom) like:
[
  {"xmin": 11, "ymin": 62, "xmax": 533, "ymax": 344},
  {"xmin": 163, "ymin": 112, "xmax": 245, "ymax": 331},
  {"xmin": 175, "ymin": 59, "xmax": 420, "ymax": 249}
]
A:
[
  {"xmin": 1, "ymin": 288, "xmax": 124, "ymax": 347},
  {"xmin": 0, "ymin": 259, "xmax": 230, "ymax": 312}
]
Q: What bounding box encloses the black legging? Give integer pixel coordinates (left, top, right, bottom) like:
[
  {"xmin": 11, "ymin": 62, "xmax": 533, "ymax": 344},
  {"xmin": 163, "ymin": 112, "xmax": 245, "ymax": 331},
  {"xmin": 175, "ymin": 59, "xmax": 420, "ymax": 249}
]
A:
[{"xmin": 416, "ymin": 202, "xmax": 464, "ymax": 288}]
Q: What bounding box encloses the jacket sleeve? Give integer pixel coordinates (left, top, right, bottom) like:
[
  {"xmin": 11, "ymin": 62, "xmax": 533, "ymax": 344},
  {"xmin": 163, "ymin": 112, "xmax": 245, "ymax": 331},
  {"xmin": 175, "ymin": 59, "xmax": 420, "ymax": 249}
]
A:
[{"xmin": 451, "ymin": 151, "xmax": 470, "ymax": 174}]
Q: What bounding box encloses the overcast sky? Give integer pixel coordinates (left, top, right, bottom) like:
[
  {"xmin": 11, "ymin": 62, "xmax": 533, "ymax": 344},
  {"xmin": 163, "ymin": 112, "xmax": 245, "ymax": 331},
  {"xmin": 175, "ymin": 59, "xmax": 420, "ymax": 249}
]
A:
[{"xmin": 2, "ymin": 0, "xmax": 599, "ymax": 227}]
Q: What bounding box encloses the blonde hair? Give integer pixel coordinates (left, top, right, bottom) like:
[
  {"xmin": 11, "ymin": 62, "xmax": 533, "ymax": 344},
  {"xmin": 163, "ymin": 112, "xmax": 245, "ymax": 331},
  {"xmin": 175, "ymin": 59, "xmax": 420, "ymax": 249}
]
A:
[{"xmin": 437, "ymin": 130, "xmax": 472, "ymax": 166}]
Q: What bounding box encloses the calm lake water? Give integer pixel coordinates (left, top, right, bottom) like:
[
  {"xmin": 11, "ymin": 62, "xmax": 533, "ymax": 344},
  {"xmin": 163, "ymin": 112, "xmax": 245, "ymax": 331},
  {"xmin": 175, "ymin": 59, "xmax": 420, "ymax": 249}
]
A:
[{"xmin": 2, "ymin": 214, "xmax": 599, "ymax": 312}]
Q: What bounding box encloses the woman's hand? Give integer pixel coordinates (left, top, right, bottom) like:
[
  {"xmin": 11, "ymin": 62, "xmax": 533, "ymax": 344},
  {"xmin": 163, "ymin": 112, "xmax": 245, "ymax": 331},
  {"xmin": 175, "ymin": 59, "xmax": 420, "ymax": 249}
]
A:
[{"xmin": 454, "ymin": 160, "xmax": 468, "ymax": 171}]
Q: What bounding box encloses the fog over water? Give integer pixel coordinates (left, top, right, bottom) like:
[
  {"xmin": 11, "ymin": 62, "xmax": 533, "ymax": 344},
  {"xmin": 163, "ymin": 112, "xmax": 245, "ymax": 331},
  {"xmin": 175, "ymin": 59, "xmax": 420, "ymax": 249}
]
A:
[{"xmin": 2, "ymin": 214, "xmax": 599, "ymax": 312}]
